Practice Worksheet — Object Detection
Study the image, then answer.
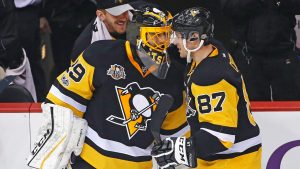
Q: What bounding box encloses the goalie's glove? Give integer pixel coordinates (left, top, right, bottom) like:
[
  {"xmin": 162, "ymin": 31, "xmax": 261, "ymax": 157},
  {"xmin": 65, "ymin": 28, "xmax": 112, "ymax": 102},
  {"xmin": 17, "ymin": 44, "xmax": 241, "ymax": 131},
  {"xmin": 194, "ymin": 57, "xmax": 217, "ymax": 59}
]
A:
[{"xmin": 151, "ymin": 137, "xmax": 197, "ymax": 169}]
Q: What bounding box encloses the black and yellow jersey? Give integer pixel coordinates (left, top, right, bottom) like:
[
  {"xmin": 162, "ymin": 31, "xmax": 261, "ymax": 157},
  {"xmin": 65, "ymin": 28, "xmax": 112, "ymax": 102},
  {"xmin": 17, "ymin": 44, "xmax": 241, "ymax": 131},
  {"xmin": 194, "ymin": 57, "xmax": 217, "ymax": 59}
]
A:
[
  {"xmin": 185, "ymin": 40, "xmax": 261, "ymax": 169},
  {"xmin": 46, "ymin": 40, "xmax": 189, "ymax": 169}
]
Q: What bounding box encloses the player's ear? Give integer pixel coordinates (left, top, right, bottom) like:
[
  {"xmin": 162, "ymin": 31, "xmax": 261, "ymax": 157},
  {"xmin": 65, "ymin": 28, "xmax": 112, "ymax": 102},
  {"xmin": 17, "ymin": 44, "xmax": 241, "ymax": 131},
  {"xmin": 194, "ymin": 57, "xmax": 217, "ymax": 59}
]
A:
[{"xmin": 96, "ymin": 9, "xmax": 106, "ymax": 21}]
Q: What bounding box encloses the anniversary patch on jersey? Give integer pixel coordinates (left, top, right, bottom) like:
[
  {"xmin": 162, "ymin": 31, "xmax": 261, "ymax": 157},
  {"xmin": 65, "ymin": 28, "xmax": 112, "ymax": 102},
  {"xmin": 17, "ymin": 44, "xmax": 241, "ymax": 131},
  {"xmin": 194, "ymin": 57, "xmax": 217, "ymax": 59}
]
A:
[
  {"xmin": 61, "ymin": 74, "xmax": 70, "ymax": 86},
  {"xmin": 106, "ymin": 82, "xmax": 162, "ymax": 140},
  {"xmin": 107, "ymin": 64, "xmax": 126, "ymax": 80}
]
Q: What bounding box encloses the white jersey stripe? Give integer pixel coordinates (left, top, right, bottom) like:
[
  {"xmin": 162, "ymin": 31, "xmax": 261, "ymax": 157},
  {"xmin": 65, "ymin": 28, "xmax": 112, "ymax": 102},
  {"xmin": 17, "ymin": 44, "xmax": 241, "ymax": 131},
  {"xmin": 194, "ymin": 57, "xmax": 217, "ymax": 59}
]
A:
[
  {"xmin": 216, "ymin": 134, "xmax": 262, "ymax": 154},
  {"xmin": 49, "ymin": 85, "xmax": 87, "ymax": 112},
  {"xmin": 161, "ymin": 125, "xmax": 190, "ymax": 140},
  {"xmin": 86, "ymin": 127, "xmax": 152, "ymax": 157},
  {"xmin": 201, "ymin": 128, "xmax": 235, "ymax": 143}
]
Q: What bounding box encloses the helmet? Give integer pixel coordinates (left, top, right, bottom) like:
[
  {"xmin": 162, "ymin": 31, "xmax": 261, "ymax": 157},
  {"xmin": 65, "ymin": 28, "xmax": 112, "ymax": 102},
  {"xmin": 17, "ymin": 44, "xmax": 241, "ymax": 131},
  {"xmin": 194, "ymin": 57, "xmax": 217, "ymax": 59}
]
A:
[
  {"xmin": 127, "ymin": 6, "xmax": 172, "ymax": 79},
  {"xmin": 133, "ymin": 6, "xmax": 172, "ymax": 52},
  {"xmin": 172, "ymin": 7, "xmax": 214, "ymax": 62},
  {"xmin": 172, "ymin": 7, "xmax": 213, "ymax": 41}
]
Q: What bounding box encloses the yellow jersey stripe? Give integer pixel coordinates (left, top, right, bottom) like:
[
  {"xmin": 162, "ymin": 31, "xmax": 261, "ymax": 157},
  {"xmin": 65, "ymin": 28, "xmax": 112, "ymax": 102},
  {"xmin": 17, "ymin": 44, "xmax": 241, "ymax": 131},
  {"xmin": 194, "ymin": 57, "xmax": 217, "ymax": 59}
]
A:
[
  {"xmin": 197, "ymin": 147, "xmax": 262, "ymax": 169},
  {"xmin": 80, "ymin": 144, "xmax": 153, "ymax": 169}
]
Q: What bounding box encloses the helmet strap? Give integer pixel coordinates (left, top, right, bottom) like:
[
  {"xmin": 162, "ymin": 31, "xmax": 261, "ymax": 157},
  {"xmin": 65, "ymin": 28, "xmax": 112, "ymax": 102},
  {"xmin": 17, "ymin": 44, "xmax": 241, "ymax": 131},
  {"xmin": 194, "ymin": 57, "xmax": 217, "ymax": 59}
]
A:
[{"xmin": 183, "ymin": 39, "xmax": 204, "ymax": 63}]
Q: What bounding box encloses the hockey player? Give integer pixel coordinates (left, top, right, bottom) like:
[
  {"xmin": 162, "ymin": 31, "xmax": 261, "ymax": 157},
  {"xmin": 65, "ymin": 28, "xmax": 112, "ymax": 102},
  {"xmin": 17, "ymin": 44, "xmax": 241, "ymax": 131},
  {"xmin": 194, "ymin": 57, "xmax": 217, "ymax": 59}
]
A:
[
  {"xmin": 27, "ymin": 6, "xmax": 188, "ymax": 169},
  {"xmin": 151, "ymin": 7, "xmax": 262, "ymax": 169}
]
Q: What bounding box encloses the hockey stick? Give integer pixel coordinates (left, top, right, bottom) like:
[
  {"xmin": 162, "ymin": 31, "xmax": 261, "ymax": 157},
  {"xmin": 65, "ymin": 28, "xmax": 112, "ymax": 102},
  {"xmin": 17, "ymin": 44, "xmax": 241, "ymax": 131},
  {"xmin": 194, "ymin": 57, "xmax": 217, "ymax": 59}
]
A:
[
  {"xmin": 0, "ymin": 75, "xmax": 15, "ymax": 94},
  {"xmin": 150, "ymin": 94, "xmax": 174, "ymax": 144},
  {"xmin": 150, "ymin": 94, "xmax": 175, "ymax": 169},
  {"xmin": 106, "ymin": 97, "xmax": 160, "ymax": 126}
]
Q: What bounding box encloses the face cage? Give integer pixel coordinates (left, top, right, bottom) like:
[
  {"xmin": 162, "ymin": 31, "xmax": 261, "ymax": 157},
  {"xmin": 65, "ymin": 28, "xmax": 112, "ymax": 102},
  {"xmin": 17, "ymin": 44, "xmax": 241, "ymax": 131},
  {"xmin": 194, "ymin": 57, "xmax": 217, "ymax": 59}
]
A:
[{"xmin": 140, "ymin": 26, "xmax": 171, "ymax": 53}]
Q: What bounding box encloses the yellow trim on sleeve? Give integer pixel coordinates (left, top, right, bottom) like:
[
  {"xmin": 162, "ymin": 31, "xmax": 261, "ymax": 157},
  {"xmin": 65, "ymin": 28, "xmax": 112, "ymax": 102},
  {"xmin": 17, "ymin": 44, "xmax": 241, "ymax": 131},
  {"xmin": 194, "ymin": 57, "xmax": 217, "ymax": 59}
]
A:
[{"xmin": 80, "ymin": 143, "xmax": 153, "ymax": 169}]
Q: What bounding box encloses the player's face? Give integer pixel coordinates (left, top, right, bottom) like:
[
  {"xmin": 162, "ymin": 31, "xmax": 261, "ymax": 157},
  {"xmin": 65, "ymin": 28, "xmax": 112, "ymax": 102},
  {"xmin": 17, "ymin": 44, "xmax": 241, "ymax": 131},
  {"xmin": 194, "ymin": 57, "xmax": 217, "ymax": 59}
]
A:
[
  {"xmin": 97, "ymin": 10, "xmax": 130, "ymax": 34},
  {"xmin": 173, "ymin": 32, "xmax": 187, "ymax": 58},
  {"xmin": 147, "ymin": 32, "xmax": 168, "ymax": 49}
]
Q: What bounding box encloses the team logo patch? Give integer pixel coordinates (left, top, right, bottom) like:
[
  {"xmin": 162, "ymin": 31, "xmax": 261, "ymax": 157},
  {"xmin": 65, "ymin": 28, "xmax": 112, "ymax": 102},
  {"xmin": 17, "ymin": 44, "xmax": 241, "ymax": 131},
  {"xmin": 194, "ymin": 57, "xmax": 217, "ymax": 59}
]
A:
[
  {"xmin": 107, "ymin": 64, "xmax": 126, "ymax": 80},
  {"xmin": 106, "ymin": 82, "xmax": 162, "ymax": 140},
  {"xmin": 190, "ymin": 9, "xmax": 199, "ymax": 17}
]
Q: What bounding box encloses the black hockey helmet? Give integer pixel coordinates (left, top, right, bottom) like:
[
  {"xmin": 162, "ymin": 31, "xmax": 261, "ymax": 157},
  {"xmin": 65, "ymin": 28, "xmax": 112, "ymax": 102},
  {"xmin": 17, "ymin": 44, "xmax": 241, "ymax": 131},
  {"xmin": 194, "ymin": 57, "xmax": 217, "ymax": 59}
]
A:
[
  {"xmin": 172, "ymin": 7, "xmax": 214, "ymax": 41},
  {"xmin": 171, "ymin": 7, "xmax": 214, "ymax": 62}
]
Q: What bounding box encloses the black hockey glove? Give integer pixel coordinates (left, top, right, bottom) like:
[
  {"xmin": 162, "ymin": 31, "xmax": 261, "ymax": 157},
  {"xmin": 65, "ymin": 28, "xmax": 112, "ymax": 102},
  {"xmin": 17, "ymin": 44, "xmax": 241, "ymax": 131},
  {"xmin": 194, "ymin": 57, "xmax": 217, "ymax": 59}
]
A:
[{"xmin": 151, "ymin": 137, "xmax": 197, "ymax": 169}]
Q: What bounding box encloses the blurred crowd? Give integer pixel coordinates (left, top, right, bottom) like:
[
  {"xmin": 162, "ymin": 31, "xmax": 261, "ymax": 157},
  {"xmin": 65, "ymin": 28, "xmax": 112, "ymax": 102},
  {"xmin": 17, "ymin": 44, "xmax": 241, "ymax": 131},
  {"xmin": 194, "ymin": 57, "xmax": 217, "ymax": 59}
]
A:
[{"xmin": 0, "ymin": 0, "xmax": 300, "ymax": 102}]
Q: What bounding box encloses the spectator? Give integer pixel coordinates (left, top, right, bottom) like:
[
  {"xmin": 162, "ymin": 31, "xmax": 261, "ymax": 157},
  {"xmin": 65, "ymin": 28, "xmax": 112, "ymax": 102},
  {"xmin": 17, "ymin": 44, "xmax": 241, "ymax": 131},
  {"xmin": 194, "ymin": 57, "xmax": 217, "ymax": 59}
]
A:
[
  {"xmin": 0, "ymin": 0, "xmax": 37, "ymax": 101},
  {"xmin": 40, "ymin": 0, "xmax": 96, "ymax": 78},
  {"xmin": 0, "ymin": 0, "xmax": 23, "ymax": 77},
  {"xmin": 295, "ymin": 15, "xmax": 300, "ymax": 49},
  {"xmin": 14, "ymin": 0, "xmax": 45, "ymax": 101},
  {"xmin": 221, "ymin": 0, "xmax": 300, "ymax": 100},
  {"xmin": 70, "ymin": 0, "xmax": 134, "ymax": 62}
]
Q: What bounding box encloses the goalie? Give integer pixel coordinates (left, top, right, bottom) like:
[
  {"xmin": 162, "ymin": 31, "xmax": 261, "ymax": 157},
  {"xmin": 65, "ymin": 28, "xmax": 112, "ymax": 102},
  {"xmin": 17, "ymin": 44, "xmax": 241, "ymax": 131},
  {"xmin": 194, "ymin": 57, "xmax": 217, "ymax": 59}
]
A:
[
  {"xmin": 28, "ymin": 3, "xmax": 188, "ymax": 169},
  {"xmin": 151, "ymin": 7, "xmax": 262, "ymax": 169}
]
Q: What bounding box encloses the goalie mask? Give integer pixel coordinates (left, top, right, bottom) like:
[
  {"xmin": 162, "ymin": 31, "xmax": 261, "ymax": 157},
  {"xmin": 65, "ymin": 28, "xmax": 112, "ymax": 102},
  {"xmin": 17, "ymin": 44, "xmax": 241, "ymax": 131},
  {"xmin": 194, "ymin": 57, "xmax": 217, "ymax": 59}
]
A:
[
  {"xmin": 128, "ymin": 6, "xmax": 172, "ymax": 79},
  {"xmin": 171, "ymin": 7, "xmax": 214, "ymax": 63}
]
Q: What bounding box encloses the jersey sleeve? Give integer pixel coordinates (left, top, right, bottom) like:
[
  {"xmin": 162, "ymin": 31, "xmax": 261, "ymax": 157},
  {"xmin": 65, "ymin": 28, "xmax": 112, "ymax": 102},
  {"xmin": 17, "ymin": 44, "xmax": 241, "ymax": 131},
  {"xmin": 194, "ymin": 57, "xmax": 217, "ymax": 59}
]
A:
[
  {"xmin": 191, "ymin": 59, "xmax": 241, "ymax": 157},
  {"xmin": 46, "ymin": 53, "xmax": 95, "ymax": 117}
]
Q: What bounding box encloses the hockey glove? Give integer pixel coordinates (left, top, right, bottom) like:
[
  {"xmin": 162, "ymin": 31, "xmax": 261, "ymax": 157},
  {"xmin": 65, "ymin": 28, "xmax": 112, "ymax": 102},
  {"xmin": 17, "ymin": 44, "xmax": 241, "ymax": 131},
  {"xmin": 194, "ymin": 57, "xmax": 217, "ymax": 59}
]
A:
[{"xmin": 151, "ymin": 137, "xmax": 197, "ymax": 169}]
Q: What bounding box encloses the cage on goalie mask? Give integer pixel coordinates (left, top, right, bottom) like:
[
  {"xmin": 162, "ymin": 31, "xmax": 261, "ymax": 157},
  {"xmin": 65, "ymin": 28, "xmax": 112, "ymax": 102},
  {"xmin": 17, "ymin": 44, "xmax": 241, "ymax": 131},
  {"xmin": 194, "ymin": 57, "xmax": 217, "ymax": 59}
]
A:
[
  {"xmin": 132, "ymin": 6, "xmax": 173, "ymax": 52},
  {"xmin": 128, "ymin": 6, "xmax": 173, "ymax": 79}
]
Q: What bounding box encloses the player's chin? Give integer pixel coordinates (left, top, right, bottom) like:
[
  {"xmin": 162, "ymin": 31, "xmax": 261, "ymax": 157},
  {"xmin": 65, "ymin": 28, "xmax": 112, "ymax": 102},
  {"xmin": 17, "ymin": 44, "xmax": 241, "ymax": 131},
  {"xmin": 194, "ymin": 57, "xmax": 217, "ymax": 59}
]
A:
[
  {"xmin": 177, "ymin": 50, "xmax": 186, "ymax": 58},
  {"xmin": 115, "ymin": 24, "xmax": 127, "ymax": 33},
  {"xmin": 115, "ymin": 27, "xmax": 126, "ymax": 34}
]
